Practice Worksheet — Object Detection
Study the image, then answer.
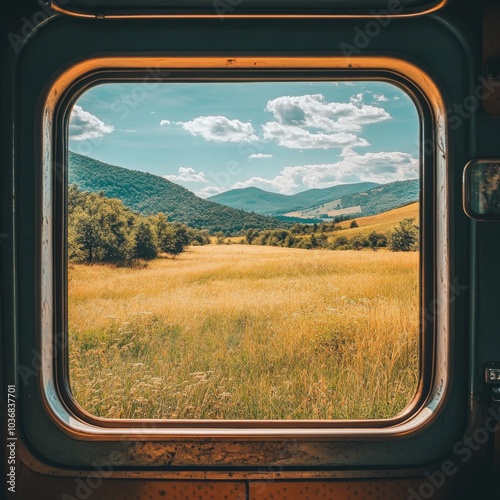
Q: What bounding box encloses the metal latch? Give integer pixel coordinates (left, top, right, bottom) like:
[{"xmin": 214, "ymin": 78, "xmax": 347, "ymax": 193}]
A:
[{"xmin": 485, "ymin": 363, "xmax": 500, "ymax": 402}]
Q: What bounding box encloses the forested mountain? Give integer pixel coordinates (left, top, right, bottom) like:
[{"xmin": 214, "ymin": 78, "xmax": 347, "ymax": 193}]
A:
[
  {"xmin": 335, "ymin": 179, "xmax": 419, "ymax": 216},
  {"xmin": 210, "ymin": 179, "xmax": 419, "ymax": 219},
  {"xmin": 209, "ymin": 187, "xmax": 292, "ymax": 215},
  {"xmin": 68, "ymin": 152, "xmax": 289, "ymax": 234},
  {"xmin": 209, "ymin": 182, "xmax": 379, "ymax": 215}
]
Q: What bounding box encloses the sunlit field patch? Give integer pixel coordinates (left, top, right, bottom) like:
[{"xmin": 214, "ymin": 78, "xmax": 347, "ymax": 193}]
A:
[{"xmin": 69, "ymin": 245, "xmax": 419, "ymax": 420}]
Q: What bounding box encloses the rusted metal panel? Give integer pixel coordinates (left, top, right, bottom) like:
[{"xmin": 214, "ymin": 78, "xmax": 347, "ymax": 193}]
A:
[
  {"xmin": 18, "ymin": 465, "xmax": 247, "ymax": 500},
  {"xmin": 248, "ymin": 479, "xmax": 452, "ymax": 499}
]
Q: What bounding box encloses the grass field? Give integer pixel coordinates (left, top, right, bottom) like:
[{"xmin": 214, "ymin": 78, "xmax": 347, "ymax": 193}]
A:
[
  {"xmin": 336, "ymin": 202, "xmax": 419, "ymax": 237},
  {"xmin": 69, "ymin": 245, "xmax": 419, "ymax": 420}
]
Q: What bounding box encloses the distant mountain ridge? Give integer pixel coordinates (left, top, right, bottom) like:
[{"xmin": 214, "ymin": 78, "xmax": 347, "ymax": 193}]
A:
[
  {"xmin": 209, "ymin": 179, "xmax": 419, "ymax": 219},
  {"xmin": 68, "ymin": 152, "xmax": 291, "ymax": 234},
  {"xmin": 68, "ymin": 152, "xmax": 419, "ymax": 230},
  {"xmin": 208, "ymin": 182, "xmax": 379, "ymax": 215},
  {"xmin": 336, "ymin": 179, "xmax": 419, "ymax": 217}
]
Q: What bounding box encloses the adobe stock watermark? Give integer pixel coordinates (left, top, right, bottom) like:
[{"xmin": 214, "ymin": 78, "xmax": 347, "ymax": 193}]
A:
[
  {"xmin": 17, "ymin": 334, "xmax": 66, "ymax": 387},
  {"xmin": 340, "ymin": 0, "xmax": 404, "ymax": 57},
  {"xmin": 251, "ymin": 439, "xmax": 302, "ymax": 496},
  {"xmin": 60, "ymin": 450, "xmax": 125, "ymax": 500},
  {"xmin": 406, "ymin": 73, "xmax": 500, "ymax": 166},
  {"xmin": 212, "ymin": 0, "xmax": 244, "ymax": 19},
  {"xmin": 407, "ymin": 405, "xmax": 500, "ymax": 499},
  {"xmin": 71, "ymin": 67, "xmax": 169, "ymax": 159},
  {"xmin": 422, "ymin": 278, "xmax": 467, "ymax": 328},
  {"xmin": 71, "ymin": 133, "xmax": 106, "ymax": 161},
  {"xmin": 204, "ymin": 141, "xmax": 269, "ymax": 195},
  {"xmin": 446, "ymin": 75, "xmax": 500, "ymax": 131},
  {"xmin": 109, "ymin": 68, "xmax": 170, "ymax": 121},
  {"xmin": 405, "ymin": 278, "xmax": 470, "ymax": 499},
  {"xmin": 7, "ymin": 0, "xmax": 65, "ymax": 54}
]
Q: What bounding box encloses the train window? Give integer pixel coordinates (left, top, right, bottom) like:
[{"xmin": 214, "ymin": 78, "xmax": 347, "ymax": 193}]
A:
[
  {"xmin": 47, "ymin": 57, "xmax": 441, "ymax": 437},
  {"xmin": 19, "ymin": 47, "xmax": 460, "ymax": 470},
  {"xmin": 66, "ymin": 80, "xmax": 421, "ymax": 421}
]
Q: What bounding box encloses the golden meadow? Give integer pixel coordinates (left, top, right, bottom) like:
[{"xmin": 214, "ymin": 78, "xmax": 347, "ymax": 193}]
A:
[{"xmin": 69, "ymin": 242, "xmax": 419, "ymax": 420}]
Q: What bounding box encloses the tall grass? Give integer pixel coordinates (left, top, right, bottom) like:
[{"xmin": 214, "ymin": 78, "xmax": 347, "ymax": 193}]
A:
[{"xmin": 69, "ymin": 245, "xmax": 419, "ymax": 420}]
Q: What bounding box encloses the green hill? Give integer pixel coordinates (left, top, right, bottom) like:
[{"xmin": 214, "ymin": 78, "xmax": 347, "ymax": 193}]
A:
[
  {"xmin": 208, "ymin": 187, "xmax": 292, "ymax": 215},
  {"xmin": 336, "ymin": 179, "xmax": 419, "ymax": 217},
  {"xmin": 68, "ymin": 152, "xmax": 289, "ymax": 234},
  {"xmin": 208, "ymin": 182, "xmax": 379, "ymax": 215}
]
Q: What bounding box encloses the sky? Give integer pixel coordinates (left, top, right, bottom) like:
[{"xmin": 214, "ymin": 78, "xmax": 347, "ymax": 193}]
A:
[{"xmin": 69, "ymin": 81, "xmax": 420, "ymax": 198}]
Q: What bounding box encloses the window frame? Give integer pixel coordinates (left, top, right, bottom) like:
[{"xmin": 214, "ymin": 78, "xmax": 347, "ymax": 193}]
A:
[
  {"xmin": 59, "ymin": 68, "xmax": 428, "ymax": 430},
  {"xmin": 42, "ymin": 56, "xmax": 442, "ymax": 440},
  {"xmin": 6, "ymin": 13, "xmax": 471, "ymax": 472},
  {"xmin": 49, "ymin": 0, "xmax": 449, "ymax": 18}
]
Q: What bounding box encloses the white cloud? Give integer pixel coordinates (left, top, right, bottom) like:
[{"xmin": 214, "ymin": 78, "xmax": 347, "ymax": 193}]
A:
[
  {"xmin": 69, "ymin": 105, "xmax": 114, "ymax": 141},
  {"xmin": 265, "ymin": 94, "xmax": 390, "ymax": 132},
  {"xmin": 249, "ymin": 153, "xmax": 273, "ymax": 159},
  {"xmin": 373, "ymin": 94, "xmax": 402, "ymax": 103},
  {"xmin": 160, "ymin": 119, "xmax": 171, "ymax": 126},
  {"xmin": 231, "ymin": 174, "xmax": 300, "ymax": 194},
  {"xmin": 262, "ymin": 123, "xmax": 369, "ymax": 150},
  {"xmin": 164, "ymin": 167, "xmax": 208, "ymax": 183},
  {"xmin": 350, "ymin": 93, "xmax": 364, "ymax": 105},
  {"xmin": 196, "ymin": 185, "xmax": 227, "ymax": 198},
  {"xmin": 210, "ymin": 148, "xmax": 418, "ymax": 195},
  {"xmin": 262, "ymin": 94, "xmax": 390, "ymax": 149},
  {"xmin": 332, "ymin": 148, "xmax": 419, "ymax": 183},
  {"xmin": 177, "ymin": 116, "xmax": 258, "ymax": 143}
]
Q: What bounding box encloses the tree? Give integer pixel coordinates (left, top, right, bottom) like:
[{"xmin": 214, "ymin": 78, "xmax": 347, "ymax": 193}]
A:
[
  {"xmin": 245, "ymin": 228, "xmax": 256, "ymax": 244},
  {"xmin": 68, "ymin": 189, "xmax": 134, "ymax": 265},
  {"xmin": 100, "ymin": 198, "xmax": 135, "ymax": 264},
  {"xmin": 154, "ymin": 214, "xmax": 189, "ymax": 257},
  {"xmin": 215, "ymin": 232, "xmax": 225, "ymax": 245},
  {"xmin": 283, "ymin": 234, "xmax": 296, "ymax": 248},
  {"xmin": 350, "ymin": 234, "xmax": 369, "ymax": 250},
  {"xmin": 161, "ymin": 223, "xmax": 189, "ymax": 256},
  {"xmin": 68, "ymin": 186, "xmax": 195, "ymax": 265},
  {"xmin": 68, "ymin": 204, "xmax": 105, "ymax": 263},
  {"xmin": 389, "ymin": 218, "xmax": 419, "ymax": 252},
  {"xmin": 187, "ymin": 228, "xmax": 210, "ymax": 245},
  {"xmin": 133, "ymin": 220, "xmax": 158, "ymax": 260},
  {"xmin": 331, "ymin": 235, "xmax": 349, "ymax": 250},
  {"xmin": 296, "ymin": 237, "xmax": 313, "ymax": 249},
  {"xmin": 153, "ymin": 212, "xmax": 170, "ymax": 249},
  {"xmin": 315, "ymin": 233, "xmax": 328, "ymax": 248},
  {"xmin": 310, "ymin": 233, "xmax": 318, "ymax": 248},
  {"xmin": 367, "ymin": 231, "xmax": 388, "ymax": 249},
  {"xmin": 350, "ymin": 220, "xmax": 359, "ymax": 228},
  {"xmin": 290, "ymin": 224, "xmax": 304, "ymax": 235}
]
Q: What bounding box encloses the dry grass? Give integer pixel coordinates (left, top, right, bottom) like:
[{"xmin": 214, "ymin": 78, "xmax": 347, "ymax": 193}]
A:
[
  {"xmin": 336, "ymin": 202, "xmax": 419, "ymax": 237},
  {"xmin": 69, "ymin": 245, "xmax": 419, "ymax": 420}
]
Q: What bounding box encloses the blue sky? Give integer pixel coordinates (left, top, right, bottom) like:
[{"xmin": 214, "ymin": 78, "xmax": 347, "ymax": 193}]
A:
[{"xmin": 69, "ymin": 81, "xmax": 419, "ymax": 198}]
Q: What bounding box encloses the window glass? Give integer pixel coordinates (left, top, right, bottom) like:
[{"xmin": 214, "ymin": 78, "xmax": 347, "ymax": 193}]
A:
[{"xmin": 67, "ymin": 81, "xmax": 420, "ymax": 420}]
